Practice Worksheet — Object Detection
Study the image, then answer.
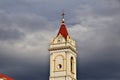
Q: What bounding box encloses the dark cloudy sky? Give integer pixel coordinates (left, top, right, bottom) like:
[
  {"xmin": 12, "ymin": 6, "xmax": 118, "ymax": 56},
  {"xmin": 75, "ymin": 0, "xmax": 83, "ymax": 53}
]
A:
[{"xmin": 0, "ymin": 0, "xmax": 120, "ymax": 80}]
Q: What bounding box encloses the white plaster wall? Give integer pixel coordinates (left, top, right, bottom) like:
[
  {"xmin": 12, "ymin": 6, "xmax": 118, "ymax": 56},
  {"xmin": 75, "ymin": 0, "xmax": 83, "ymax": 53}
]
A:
[{"xmin": 49, "ymin": 35, "xmax": 77, "ymax": 80}]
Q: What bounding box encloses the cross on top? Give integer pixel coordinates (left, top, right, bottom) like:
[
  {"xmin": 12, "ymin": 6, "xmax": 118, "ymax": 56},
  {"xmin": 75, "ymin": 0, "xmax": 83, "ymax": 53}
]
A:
[{"xmin": 62, "ymin": 12, "xmax": 65, "ymax": 19}]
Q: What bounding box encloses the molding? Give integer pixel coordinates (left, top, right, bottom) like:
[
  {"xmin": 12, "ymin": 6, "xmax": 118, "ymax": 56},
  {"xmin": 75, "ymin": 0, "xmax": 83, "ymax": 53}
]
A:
[
  {"xmin": 50, "ymin": 76, "xmax": 66, "ymax": 78},
  {"xmin": 54, "ymin": 54, "xmax": 65, "ymax": 60},
  {"xmin": 50, "ymin": 75, "xmax": 76, "ymax": 80},
  {"xmin": 53, "ymin": 70, "xmax": 66, "ymax": 72},
  {"xmin": 49, "ymin": 46, "xmax": 77, "ymax": 54}
]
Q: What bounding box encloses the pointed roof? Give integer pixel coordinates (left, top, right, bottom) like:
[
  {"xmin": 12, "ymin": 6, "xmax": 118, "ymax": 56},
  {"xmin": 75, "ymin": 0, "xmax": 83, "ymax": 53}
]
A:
[
  {"xmin": 0, "ymin": 74, "xmax": 14, "ymax": 80},
  {"xmin": 57, "ymin": 13, "xmax": 69, "ymax": 39}
]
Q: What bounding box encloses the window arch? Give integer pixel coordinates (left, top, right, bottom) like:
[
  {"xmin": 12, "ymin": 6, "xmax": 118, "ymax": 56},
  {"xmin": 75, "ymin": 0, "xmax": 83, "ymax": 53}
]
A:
[
  {"xmin": 70, "ymin": 57, "xmax": 74, "ymax": 73},
  {"xmin": 54, "ymin": 55, "xmax": 64, "ymax": 71}
]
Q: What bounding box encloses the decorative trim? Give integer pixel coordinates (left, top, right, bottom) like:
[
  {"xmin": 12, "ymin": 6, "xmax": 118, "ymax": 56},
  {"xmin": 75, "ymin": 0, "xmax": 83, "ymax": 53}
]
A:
[
  {"xmin": 50, "ymin": 75, "xmax": 76, "ymax": 80},
  {"xmin": 53, "ymin": 70, "xmax": 66, "ymax": 72},
  {"xmin": 49, "ymin": 46, "xmax": 77, "ymax": 54}
]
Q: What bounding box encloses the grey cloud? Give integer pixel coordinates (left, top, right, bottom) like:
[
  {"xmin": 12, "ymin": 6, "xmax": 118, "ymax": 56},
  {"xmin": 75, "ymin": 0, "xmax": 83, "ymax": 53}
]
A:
[
  {"xmin": 0, "ymin": 11, "xmax": 12, "ymax": 27},
  {"xmin": 74, "ymin": 1, "xmax": 120, "ymax": 79},
  {"xmin": 12, "ymin": 14, "xmax": 53, "ymax": 31},
  {"xmin": 0, "ymin": 48, "xmax": 49, "ymax": 80},
  {"xmin": 0, "ymin": 28, "xmax": 24, "ymax": 41},
  {"xmin": 77, "ymin": 41, "xmax": 120, "ymax": 79},
  {"xmin": 76, "ymin": 24, "xmax": 120, "ymax": 79},
  {"xmin": 0, "ymin": 11, "xmax": 25, "ymax": 41},
  {"xmin": 0, "ymin": 10, "xmax": 53, "ymax": 36},
  {"xmin": 0, "ymin": 0, "xmax": 120, "ymax": 80},
  {"xmin": 0, "ymin": 0, "xmax": 32, "ymax": 13}
]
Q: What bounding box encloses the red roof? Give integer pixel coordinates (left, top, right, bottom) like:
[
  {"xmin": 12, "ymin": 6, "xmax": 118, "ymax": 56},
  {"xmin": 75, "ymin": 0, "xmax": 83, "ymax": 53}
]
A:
[
  {"xmin": 57, "ymin": 19, "xmax": 69, "ymax": 39},
  {"xmin": 0, "ymin": 74, "xmax": 14, "ymax": 80}
]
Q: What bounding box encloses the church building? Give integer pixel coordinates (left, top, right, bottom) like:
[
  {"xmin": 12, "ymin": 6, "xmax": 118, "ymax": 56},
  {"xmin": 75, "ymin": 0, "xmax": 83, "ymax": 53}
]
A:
[{"xmin": 49, "ymin": 13, "xmax": 77, "ymax": 80}]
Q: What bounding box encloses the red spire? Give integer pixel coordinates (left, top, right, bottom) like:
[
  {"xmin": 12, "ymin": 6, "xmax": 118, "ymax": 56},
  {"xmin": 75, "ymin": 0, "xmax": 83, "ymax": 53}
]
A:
[{"xmin": 57, "ymin": 12, "xmax": 69, "ymax": 39}]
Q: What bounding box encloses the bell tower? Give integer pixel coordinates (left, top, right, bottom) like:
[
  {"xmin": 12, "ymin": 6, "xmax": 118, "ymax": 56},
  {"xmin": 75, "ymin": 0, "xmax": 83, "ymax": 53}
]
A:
[{"xmin": 49, "ymin": 13, "xmax": 77, "ymax": 80}]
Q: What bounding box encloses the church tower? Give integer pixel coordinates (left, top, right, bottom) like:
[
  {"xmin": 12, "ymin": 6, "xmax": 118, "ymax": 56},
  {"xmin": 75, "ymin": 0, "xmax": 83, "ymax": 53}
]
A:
[{"xmin": 49, "ymin": 13, "xmax": 77, "ymax": 80}]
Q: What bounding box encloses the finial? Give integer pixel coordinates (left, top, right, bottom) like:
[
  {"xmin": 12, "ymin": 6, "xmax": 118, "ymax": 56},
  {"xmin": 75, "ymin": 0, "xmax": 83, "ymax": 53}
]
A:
[
  {"xmin": 62, "ymin": 12, "xmax": 65, "ymax": 19},
  {"xmin": 61, "ymin": 11, "xmax": 65, "ymax": 23}
]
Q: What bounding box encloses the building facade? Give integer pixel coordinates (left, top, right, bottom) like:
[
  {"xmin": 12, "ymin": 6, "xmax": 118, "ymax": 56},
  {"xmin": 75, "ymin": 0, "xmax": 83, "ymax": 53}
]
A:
[{"xmin": 49, "ymin": 14, "xmax": 77, "ymax": 80}]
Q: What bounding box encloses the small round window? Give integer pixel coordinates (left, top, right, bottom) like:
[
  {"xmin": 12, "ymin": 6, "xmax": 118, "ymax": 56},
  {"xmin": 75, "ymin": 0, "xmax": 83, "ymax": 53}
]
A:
[
  {"xmin": 57, "ymin": 64, "xmax": 62, "ymax": 69},
  {"xmin": 57, "ymin": 37, "xmax": 62, "ymax": 43}
]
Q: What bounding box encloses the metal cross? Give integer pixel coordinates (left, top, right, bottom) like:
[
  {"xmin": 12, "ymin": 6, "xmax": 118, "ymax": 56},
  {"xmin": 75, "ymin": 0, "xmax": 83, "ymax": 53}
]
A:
[{"xmin": 62, "ymin": 12, "xmax": 65, "ymax": 19}]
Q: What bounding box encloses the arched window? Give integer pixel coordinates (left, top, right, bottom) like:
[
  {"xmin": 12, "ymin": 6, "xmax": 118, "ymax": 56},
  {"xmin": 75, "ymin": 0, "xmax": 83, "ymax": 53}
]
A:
[
  {"xmin": 54, "ymin": 55, "xmax": 64, "ymax": 71},
  {"xmin": 70, "ymin": 57, "xmax": 74, "ymax": 73}
]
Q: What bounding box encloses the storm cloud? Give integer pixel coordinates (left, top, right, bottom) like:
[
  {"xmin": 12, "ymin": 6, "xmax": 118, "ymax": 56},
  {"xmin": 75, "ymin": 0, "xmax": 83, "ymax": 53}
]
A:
[{"xmin": 0, "ymin": 0, "xmax": 120, "ymax": 80}]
